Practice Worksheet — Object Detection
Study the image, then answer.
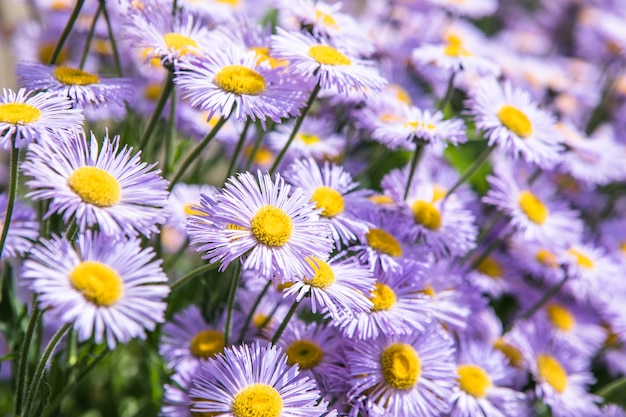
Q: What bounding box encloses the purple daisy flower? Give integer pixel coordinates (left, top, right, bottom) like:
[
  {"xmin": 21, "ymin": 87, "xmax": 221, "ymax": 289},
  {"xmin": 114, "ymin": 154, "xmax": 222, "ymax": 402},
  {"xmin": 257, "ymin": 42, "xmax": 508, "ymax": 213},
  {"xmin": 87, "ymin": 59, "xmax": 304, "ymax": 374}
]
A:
[
  {"xmin": 21, "ymin": 231, "xmax": 169, "ymax": 349},
  {"xmin": 190, "ymin": 341, "xmax": 331, "ymax": 416},
  {"xmin": 0, "ymin": 194, "xmax": 39, "ymax": 260},
  {"xmin": 22, "ymin": 131, "xmax": 169, "ymax": 238}
]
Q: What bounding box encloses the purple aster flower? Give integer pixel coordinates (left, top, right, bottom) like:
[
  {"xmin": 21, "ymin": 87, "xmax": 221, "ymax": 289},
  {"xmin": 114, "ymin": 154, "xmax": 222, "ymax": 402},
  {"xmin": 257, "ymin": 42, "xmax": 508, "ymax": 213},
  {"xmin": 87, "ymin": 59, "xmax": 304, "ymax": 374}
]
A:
[
  {"xmin": 22, "ymin": 131, "xmax": 169, "ymax": 238},
  {"xmin": 0, "ymin": 87, "xmax": 83, "ymax": 149},
  {"xmin": 345, "ymin": 322, "xmax": 457, "ymax": 416},
  {"xmin": 161, "ymin": 368, "xmax": 197, "ymax": 417},
  {"xmin": 166, "ymin": 183, "xmax": 219, "ymax": 233},
  {"xmin": 174, "ymin": 47, "xmax": 308, "ymax": 128},
  {"xmin": 186, "ymin": 171, "xmax": 333, "ymax": 281},
  {"xmin": 190, "ymin": 341, "xmax": 331, "ymax": 416},
  {"xmin": 21, "ymin": 231, "xmax": 169, "ymax": 349},
  {"xmin": 16, "ymin": 62, "xmax": 134, "ymax": 110},
  {"xmin": 0, "ymin": 194, "xmax": 38, "ymax": 260}
]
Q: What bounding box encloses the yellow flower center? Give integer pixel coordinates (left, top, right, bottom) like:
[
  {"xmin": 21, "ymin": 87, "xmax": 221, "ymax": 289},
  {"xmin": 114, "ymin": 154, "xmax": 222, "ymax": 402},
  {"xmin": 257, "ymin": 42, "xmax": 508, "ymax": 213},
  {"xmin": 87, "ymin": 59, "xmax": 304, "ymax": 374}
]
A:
[
  {"xmin": 184, "ymin": 203, "xmax": 204, "ymax": 216},
  {"xmin": 388, "ymin": 84, "xmax": 411, "ymax": 105},
  {"xmin": 248, "ymin": 46, "xmax": 285, "ymax": 69},
  {"xmin": 53, "ymin": 66, "xmax": 100, "ymax": 85},
  {"xmin": 0, "ymin": 103, "xmax": 42, "ymax": 125},
  {"xmin": 443, "ymin": 35, "xmax": 472, "ymax": 57},
  {"xmin": 39, "ymin": 42, "xmax": 68, "ymax": 64},
  {"xmin": 285, "ymin": 339, "xmax": 324, "ymax": 370},
  {"xmin": 567, "ymin": 248, "xmax": 594, "ymax": 269},
  {"xmin": 311, "ymin": 186, "xmax": 344, "ymax": 218},
  {"xmin": 546, "ymin": 303, "xmax": 575, "ymax": 332},
  {"xmin": 432, "ymin": 186, "xmax": 447, "ymax": 203},
  {"xmin": 68, "ymin": 166, "xmax": 121, "ymax": 207},
  {"xmin": 497, "ymin": 104, "xmax": 533, "ymax": 138},
  {"xmin": 308, "ymin": 45, "xmax": 351, "ymax": 66},
  {"xmin": 411, "ymin": 200, "xmax": 442, "ymax": 230},
  {"xmin": 493, "ymin": 338, "xmax": 523, "ymax": 368},
  {"xmin": 250, "ymin": 205, "xmax": 293, "ymax": 247},
  {"xmin": 232, "ymin": 383, "xmax": 283, "ymax": 417},
  {"xmin": 418, "ymin": 284, "xmax": 436, "ymax": 298},
  {"xmin": 252, "ymin": 313, "xmax": 272, "ymax": 329},
  {"xmin": 216, "ymin": 0, "xmax": 240, "ymax": 5},
  {"xmin": 457, "ymin": 364, "xmax": 492, "ymax": 398},
  {"xmin": 619, "ymin": 242, "xmax": 626, "ymax": 255},
  {"xmin": 381, "ymin": 343, "xmax": 421, "ymax": 390},
  {"xmin": 518, "ymin": 190, "xmax": 549, "ymax": 224},
  {"xmin": 476, "ymin": 256, "xmax": 502, "ymax": 279},
  {"xmin": 366, "ymin": 228, "xmax": 402, "ymax": 257},
  {"xmin": 368, "ymin": 194, "xmax": 394, "ymax": 205},
  {"xmin": 315, "ymin": 9, "xmax": 337, "ymax": 27},
  {"xmin": 304, "ymin": 257, "xmax": 335, "ymax": 288},
  {"xmin": 297, "ymin": 133, "xmax": 320, "ymax": 145},
  {"xmin": 69, "ymin": 261, "xmax": 123, "ymax": 306},
  {"xmin": 370, "ymin": 282, "xmax": 397, "ymax": 311},
  {"xmin": 144, "ymin": 82, "xmax": 162, "ymax": 101},
  {"xmin": 162, "ymin": 32, "xmax": 199, "ymax": 56},
  {"xmin": 214, "ymin": 65, "xmax": 266, "ymax": 96},
  {"xmin": 537, "ymin": 354, "xmax": 568, "ymax": 393},
  {"xmin": 536, "ymin": 248, "xmax": 558, "ymax": 268},
  {"xmin": 189, "ymin": 329, "xmax": 224, "ymax": 359}
]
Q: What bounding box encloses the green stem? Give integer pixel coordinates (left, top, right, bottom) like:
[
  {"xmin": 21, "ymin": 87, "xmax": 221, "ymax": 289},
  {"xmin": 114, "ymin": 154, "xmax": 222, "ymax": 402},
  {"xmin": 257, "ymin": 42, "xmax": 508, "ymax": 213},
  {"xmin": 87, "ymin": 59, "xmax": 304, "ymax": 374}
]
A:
[
  {"xmin": 41, "ymin": 348, "xmax": 110, "ymax": 417},
  {"xmin": 595, "ymin": 376, "xmax": 626, "ymax": 399},
  {"xmin": 438, "ymin": 71, "xmax": 457, "ymax": 112},
  {"xmin": 223, "ymin": 262, "xmax": 242, "ymax": 347},
  {"xmin": 139, "ymin": 73, "xmax": 175, "ymax": 151},
  {"xmin": 519, "ymin": 271, "xmax": 569, "ymax": 322},
  {"xmin": 99, "ymin": 0, "xmax": 123, "ymax": 75},
  {"xmin": 226, "ymin": 119, "xmax": 252, "ymax": 179},
  {"xmin": 79, "ymin": 3, "xmax": 103, "ymax": 69},
  {"xmin": 163, "ymin": 86, "xmax": 177, "ymax": 178},
  {"xmin": 271, "ymin": 299, "xmax": 299, "ymax": 345},
  {"xmin": 585, "ymin": 75, "xmax": 618, "ymax": 135},
  {"xmin": 168, "ymin": 115, "xmax": 230, "ymax": 191},
  {"xmin": 269, "ymin": 83, "xmax": 321, "ymax": 175},
  {"xmin": 13, "ymin": 297, "xmax": 41, "ymax": 417},
  {"xmin": 170, "ymin": 262, "xmax": 219, "ymax": 292},
  {"xmin": 172, "ymin": 0, "xmax": 178, "ymax": 15},
  {"xmin": 244, "ymin": 122, "xmax": 267, "ymax": 171},
  {"xmin": 49, "ymin": 0, "xmax": 85, "ymax": 65},
  {"xmin": 22, "ymin": 323, "xmax": 71, "ymax": 417},
  {"xmin": 403, "ymin": 139, "xmax": 425, "ymax": 200},
  {"xmin": 238, "ymin": 280, "xmax": 271, "ymax": 342},
  {"xmin": 445, "ymin": 145, "xmax": 495, "ymax": 199},
  {"xmin": 0, "ymin": 139, "xmax": 20, "ymax": 262}
]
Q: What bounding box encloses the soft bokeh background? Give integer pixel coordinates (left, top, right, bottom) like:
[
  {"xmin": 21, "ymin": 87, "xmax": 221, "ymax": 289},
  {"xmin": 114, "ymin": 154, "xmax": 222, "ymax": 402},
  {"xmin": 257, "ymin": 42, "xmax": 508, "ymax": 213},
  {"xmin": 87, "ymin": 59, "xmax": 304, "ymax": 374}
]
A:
[{"xmin": 0, "ymin": 1, "xmax": 27, "ymax": 88}]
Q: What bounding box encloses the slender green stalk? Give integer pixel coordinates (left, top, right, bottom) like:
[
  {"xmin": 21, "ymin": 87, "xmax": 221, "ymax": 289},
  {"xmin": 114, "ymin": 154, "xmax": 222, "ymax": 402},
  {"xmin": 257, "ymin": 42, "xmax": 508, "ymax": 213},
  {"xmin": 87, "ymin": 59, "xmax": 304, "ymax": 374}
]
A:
[
  {"xmin": 49, "ymin": 0, "xmax": 86, "ymax": 65},
  {"xmin": 172, "ymin": 0, "xmax": 178, "ymax": 15},
  {"xmin": 585, "ymin": 75, "xmax": 618, "ymax": 135},
  {"xmin": 0, "ymin": 139, "xmax": 20, "ymax": 262},
  {"xmin": 244, "ymin": 122, "xmax": 266, "ymax": 171},
  {"xmin": 41, "ymin": 348, "xmax": 110, "ymax": 417},
  {"xmin": 170, "ymin": 262, "xmax": 219, "ymax": 292},
  {"xmin": 595, "ymin": 376, "xmax": 626, "ymax": 398},
  {"xmin": 445, "ymin": 145, "xmax": 495, "ymax": 199},
  {"xmin": 238, "ymin": 280, "xmax": 272, "ymax": 341},
  {"xmin": 99, "ymin": 0, "xmax": 123, "ymax": 75},
  {"xmin": 519, "ymin": 271, "xmax": 569, "ymax": 322},
  {"xmin": 168, "ymin": 115, "xmax": 230, "ymax": 191},
  {"xmin": 271, "ymin": 299, "xmax": 299, "ymax": 345},
  {"xmin": 13, "ymin": 297, "xmax": 41, "ymax": 417},
  {"xmin": 223, "ymin": 262, "xmax": 242, "ymax": 346},
  {"xmin": 226, "ymin": 119, "xmax": 252, "ymax": 179},
  {"xmin": 22, "ymin": 323, "xmax": 71, "ymax": 417},
  {"xmin": 79, "ymin": 3, "xmax": 103, "ymax": 69},
  {"xmin": 139, "ymin": 74, "xmax": 175, "ymax": 151},
  {"xmin": 403, "ymin": 139, "xmax": 425, "ymax": 200},
  {"xmin": 269, "ymin": 83, "xmax": 321, "ymax": 175},
  {"xmin": 163, "ymin": 87, "xmax": 177, "ymax": 178},
  {"xmin": 438, "ymin": 72, "xmax": 457, "ymax": 112}
]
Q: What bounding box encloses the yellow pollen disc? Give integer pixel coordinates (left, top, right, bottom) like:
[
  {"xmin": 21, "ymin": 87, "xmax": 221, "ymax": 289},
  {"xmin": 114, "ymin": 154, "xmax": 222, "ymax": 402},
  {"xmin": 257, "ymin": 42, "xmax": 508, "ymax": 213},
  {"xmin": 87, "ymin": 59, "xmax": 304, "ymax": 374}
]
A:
[
  {"xmin": 493, "ymin": 338, "xmax": 524, "ymax": 368},
  {"xmin": 144, "ymin": 82, "xmax": 162, "ymax": 101},
  {"xmin": 252, "ymin": 313, "xmax": 272, "ymax": 329},
  {"xmin": 162, "ymin": 32, "xmax": 199, "ymax": 56},
  {"xmin": 369, "ymin": 194, "xmax": 394, "ymax": 205},
  {"xmin": 311, "ymin": 186, "xmax": 344, "ymax": 218},
  {"xmin": 537, "ymin": 354, "xmax": 568, "ymax": 393},
  {"xmin": 432, "ymin": 186, "xmax": 447, "ymax": 203},
  {"xmin": 315, "ymin": 9, "xmax": 337, "ymax": 27},
  {"xmin": 388, "ymin": 84, "xmax": 411, "ymax": 105},
  {"xmin": 184, "ymin": 203, "xmax": 204, "ymax": 216},
  {"xmin": 248, "ymin": 46, "xmax": 285, "ymax": 68},
  {"xmin": 0, "ymin": 103, "xmax": 41, "ymax": 125},
  {"xmin": 286, "ymin": 339, "xmax": 324, "ymax": 370},
  {"xmin": 68, "ymin": 166, "xmax": 121, "ymax": 207},
  {"xmin": 189, "ymin": 329, "xmax": 224, "ymax": 359},
  {"xmin": 308, "ymin": 45, "xmax": 351, "ymax": 66},
  {"xmin": 297, "ymin": 133, "xmax": 321, "ymax": 145},
  {"xmin": 546, "ymin": 303, "xmax": 575, "ymax": 332},
  {"xmin": 497, "ymin": 104, "xmax": 533, "ymax": 138},
  {"xmin": 215, "ymin": 0, "xmax": 239, "ymax": 5},
  {"xmin": 567, "ymin": 248, "xmax": 594, "ymax": 269},
  {"xmin": 69, "ymin": 261, "xmax": 123, "ymax": 306},
  {"xmin": 366, "ymin": 228, "xmax": 403, "ymax": 258},
  {"xmin": 232, "ymin": 383, "xmax": 283, "ymax": 417},
  {"xmin": 536, "ymin": 248, "xmax": 558, "ymax": 268},
  {"xmin": 250, "ymin": 205, "xmax": 293, "ymax": 247},
  {"xmin": 379, "ymin": 113, "xmax": 404, "ymax": 123},
  {"xmin": 39, "ymin": 42, "xmax": 68, "ymax": 64},
  {"xmin": 476, "ymin": 256, "xmax": 502, "ymax": 279},
  {"xmin": 275, "ymin": 281, "xmax": 294, "ymax": 292},
  {"xmin": 141, "ymin": 47, "xmax": 163, "ymax": 67},
  {"xmin": 419, "ymin": 284, "xmax": 436, "ymax": 298},
  {"xmin": 457, "ymin": 364, "xmax": 492, "ymax": 398},
  {"xmin": 381, "ymin": 343, "xmax": 421, "ymax": 390},
  {"xmin": 370, "ymin": 282, "xmax": 397, "ymax": 311},
  {"xmin": 214, "ymin": 65, "xmax": 266, "ymax": 96},
  {"xmin": 53, "ymin": 66, "xmax": 99, "ymax": 85},
  {"xmin": 518, "ymin": 190, "xmax": 549, "ymax": 225},
  {"xmin": 411, "ymin": 200, "xmax": 442, "ymax": 230},
  {"xmin": 619, "ymin": 242, "xmax": 626, "ymax": 255},
  {"xmin": 304, "ymin": 257, "xmax": 335, "ymax": 288}
]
